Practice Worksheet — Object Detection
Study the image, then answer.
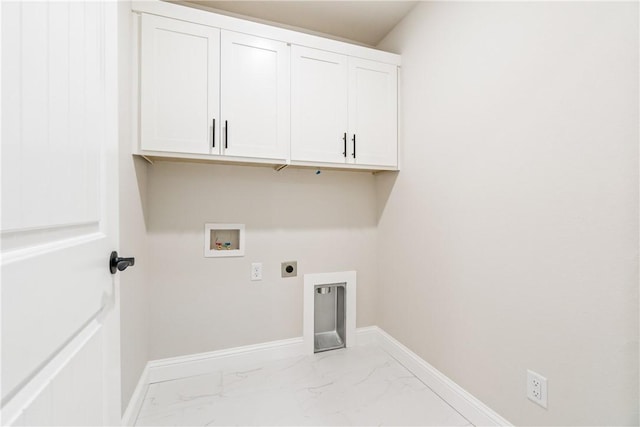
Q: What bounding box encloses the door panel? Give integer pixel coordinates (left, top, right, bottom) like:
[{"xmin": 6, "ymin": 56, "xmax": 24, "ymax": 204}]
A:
[
  {"xmin": 140, "ymin": 14, "xmax": 220, "ymax": 155},
  {"xmin": 348, "ymin": 58, "xmax": 398, "ymax": 167},
  {"xmin": 2, "ymin": 1, "xmax": 102, "ymax": 234},
  {"xmin": 221, "ymin": 31, "xmax": 289, "ymax": 160},
  {"xmin": 1, "ymin": 1, "xmax": 120, "ymax": 424},
  {"xmin": 2, "ymin": 239, "xmax": 110, "ymax": 402},
  {"xmin": 291, "ymin": 46, "xmax": 348, "ymax": 164}
]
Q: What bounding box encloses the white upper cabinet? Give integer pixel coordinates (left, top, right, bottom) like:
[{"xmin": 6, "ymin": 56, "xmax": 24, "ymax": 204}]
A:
[
  {"xmin": 290, "ymin": 48, "xmax": 398, "ymax": 168},
  {"xmin": 140, "ymin": 14, "xmax": 220, "ymax": 154},
  {"xmin": 220, "ymin": 30, "xmax": 290, "ymax": 160},
  {"xmin": 134, "ymin": 2, "xmax": 400, "ymax": 170},
  {"xmin": 348, "ymin": 58, "xmax": 398, "ymax": 168},
  {"xmin": 291, "ymin": 46, "xmax": 349, "ymax": 164}
]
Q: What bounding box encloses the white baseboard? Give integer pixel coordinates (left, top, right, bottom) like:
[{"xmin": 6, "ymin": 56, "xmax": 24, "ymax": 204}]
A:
[
  {"xmin": 147, "ymin": 336, "xmax": 305, "ymax": 384},
  {"xmin": 374, "ymin": 327, "xmax": 512, "ymax": 426},
  {"xmin": 354, "ymin": 325, "xmax": 379, "ymax": 346},
  {"xmin": 122, "ymin": 326, "xmax": 511, "ymax": 427},
  {"xmin": 121, "ymin": 365, "xmax": 149, "ymax": 427}
]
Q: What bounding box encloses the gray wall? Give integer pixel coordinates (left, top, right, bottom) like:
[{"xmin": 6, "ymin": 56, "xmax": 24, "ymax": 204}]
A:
[
  {"xmin": 118, "ymin": 1, "xmax": 150, "ymax": 412},
  {"xmin": 146, "ymin": 162, "xmax": 378, "ymax": 359},
  {"xmin": 376, "ymin": 2, "xmax": 639, "ymax": 425}
]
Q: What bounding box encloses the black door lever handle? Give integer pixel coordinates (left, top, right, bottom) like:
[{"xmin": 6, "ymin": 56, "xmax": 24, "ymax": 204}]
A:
[{"xmin": 110, "ymin": 251, "xmax": 135, "ymax": 274}]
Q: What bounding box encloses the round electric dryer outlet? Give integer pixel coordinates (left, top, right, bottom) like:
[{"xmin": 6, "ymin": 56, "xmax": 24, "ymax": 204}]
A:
[{"xmin": 281, "ymin": 261, "xmax": 297, "ymax": 278}]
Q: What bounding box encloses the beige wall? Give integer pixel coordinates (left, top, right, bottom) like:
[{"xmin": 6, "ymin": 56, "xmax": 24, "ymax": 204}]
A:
[
  {"xmin": 146, "ymin": 162, "xmax": 378, "ymax": 360},
  {"xmin": 118, "ymin": 1, "xmax": 151, "ymax": 412},
  {"xmin": 376, "ymin": 2, "xmax": 639, "ymax": 425}
]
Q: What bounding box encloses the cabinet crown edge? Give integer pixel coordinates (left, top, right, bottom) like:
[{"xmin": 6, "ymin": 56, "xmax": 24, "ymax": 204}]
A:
[{"xmin": 131, "ymin": 0, "xmax": 401, "ymax": 66}]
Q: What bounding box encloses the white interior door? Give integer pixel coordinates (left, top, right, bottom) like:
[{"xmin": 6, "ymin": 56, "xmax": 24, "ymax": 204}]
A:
[
  {"xmin": 1, "ymin": 2, "xmax": 121, "ymax": 425},
  {"xmin": 291, "ymin": 46, "xmax": 348, "ymax": 164},
  {"xmin": 221, "ymin": 30, "xmax": 289, "ymax": 160},
  {"xmin": 140, "ymin": 14, "xmax": 220, "ymax": 155},
  {"xmin": 348, "ymin": 57, "xmax": 398, "ymax": 167}
]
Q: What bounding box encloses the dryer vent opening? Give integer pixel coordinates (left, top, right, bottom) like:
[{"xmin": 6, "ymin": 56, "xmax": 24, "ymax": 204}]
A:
[{"xmin": 314, "ymin": 283, "xmax": 346, "ymax": 353}]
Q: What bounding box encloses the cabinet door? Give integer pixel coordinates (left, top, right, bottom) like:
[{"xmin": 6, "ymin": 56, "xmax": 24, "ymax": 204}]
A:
[
  {"xmin": 221, "ymin": 31, "xmax": 289, "ymax": 160},
  {"xmin": 348, "ymin": 58, "xmax": 398, "ymax": 167},
  {"xmin": 140, "ymin": 14, "xmax": 220, "ymax": 154},
  {"xmin": 291, "ymin": 46, "xmax": 348, "ymax": 163}
]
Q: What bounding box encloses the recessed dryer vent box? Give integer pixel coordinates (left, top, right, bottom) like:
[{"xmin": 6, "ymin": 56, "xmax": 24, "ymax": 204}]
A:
[{"xmin": 204, "ymin": 223, "xmax": 245, "ymax": 257}]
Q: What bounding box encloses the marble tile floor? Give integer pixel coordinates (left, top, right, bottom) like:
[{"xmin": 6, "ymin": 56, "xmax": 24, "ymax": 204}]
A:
[{"xmin": 135, "ymin": 344, "xmax": 473, "ymax": 426}]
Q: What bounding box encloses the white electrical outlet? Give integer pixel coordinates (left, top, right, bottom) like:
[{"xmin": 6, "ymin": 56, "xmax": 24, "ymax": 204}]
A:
[
  {"xmin": 251, "ymin": 263, "xmax": 262, "ymax": 281},
  {"xmin": 527, "ymin": 370, "xmax": 548, "ymax": 408}
]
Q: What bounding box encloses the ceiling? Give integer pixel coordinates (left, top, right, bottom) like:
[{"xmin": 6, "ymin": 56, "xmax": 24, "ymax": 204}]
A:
[{"xmin": 180, "ymin": 1, "xmax": 417, "ymax": 46}]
